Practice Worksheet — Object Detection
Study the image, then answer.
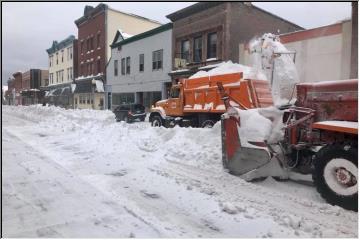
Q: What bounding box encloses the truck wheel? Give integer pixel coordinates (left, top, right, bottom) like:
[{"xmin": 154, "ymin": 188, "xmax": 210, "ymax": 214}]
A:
[
  {"xmin": 151, "ymin": 115, "xmax": 163, "ymax": 127},
  {"xmin": 201, "ymin": 120, "xmax": 215, "ymax": 128},
  {"xmin": 312, "ymin": 144, "xmax": 358, "ymax": 211}
]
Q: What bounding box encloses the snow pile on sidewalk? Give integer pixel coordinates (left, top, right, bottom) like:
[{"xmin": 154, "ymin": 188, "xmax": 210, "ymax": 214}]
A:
[
  {"xmin": 189, "ymin": 61, "xmax": 267, "ymax": 80},
  {"xmin": 4, "ymin": 104, "xmax": 114, "ymax": 124}
]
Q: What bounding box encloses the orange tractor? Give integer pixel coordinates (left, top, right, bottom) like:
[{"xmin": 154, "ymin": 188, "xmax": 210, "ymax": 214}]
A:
[
  {"xmin": 219, "ymin": 78, "xmax": 358, "ymax": 211},
  {"xmin": 150, "ymin": 72, "xmax": 272, "ymax": 128}
]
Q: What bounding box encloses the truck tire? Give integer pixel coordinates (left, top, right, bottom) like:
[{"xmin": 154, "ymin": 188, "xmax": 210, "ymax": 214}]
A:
[
  {"xmin": 201, "ymin": 120, "xmax": 215, "ymax": 128},
  {"xmin": 151, "ymin": 115, "xmax": 163, "ymax": 127},
  {"xmin": 312, "ymin": 144, "xmax": 358, "ymax": 211}
]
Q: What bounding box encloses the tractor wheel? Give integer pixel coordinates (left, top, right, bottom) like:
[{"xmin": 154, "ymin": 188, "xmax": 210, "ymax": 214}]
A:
[
  {"xmin": 201, "ymin": 120, "xmax": 215, "ymax": 128},
  {"xmin": 151, "ymin": 115, "xmax": 163, "ymax": 127},
  {"xmin": 312, "ymin": 144, "xmax": 358, "ymax": 211}
]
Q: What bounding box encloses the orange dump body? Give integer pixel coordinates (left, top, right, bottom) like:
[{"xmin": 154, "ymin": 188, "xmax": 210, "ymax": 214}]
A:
[{"xmin": 159, "ymin": 72, "xmax": 272, "ymax": 117}]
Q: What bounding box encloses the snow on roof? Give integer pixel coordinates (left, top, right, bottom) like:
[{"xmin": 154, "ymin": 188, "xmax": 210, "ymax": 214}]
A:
[
  {"xmin": 118, "ymin": 29, "xmax": 134, "ymax": 40},
  {"xmin": 2, "ymin": 85, "xmax": 8, "ymax": 92},
  {"xmin": 170, "ymin": 69, "xmax": 190, "ymax": 73}
]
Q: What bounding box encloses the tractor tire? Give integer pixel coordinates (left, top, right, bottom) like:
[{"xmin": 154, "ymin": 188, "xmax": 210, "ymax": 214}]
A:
[
  {"xmin": 312, "ymin": 144, "xmax": 358, "ymax": 211},
  {"xmin": 151, "ymin": 115, "xmax": 163, "ymax": 127}
]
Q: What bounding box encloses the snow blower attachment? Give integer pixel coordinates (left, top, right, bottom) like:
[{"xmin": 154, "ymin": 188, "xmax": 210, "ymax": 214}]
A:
[
  {"xmin": 217, "ymin": 82, "xmax": 272, "ymax": 175},
  {"xmin": 217, "ymin": 79, "xmax": 358, "ymax": 211}
]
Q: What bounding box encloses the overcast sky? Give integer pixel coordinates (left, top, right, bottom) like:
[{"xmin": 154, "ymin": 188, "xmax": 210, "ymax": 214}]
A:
[{"xmin": 2, "ymin": 2, "xmax": 352, "ymax": 86}]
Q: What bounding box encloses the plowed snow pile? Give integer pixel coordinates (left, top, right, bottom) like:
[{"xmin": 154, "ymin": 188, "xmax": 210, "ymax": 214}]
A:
[{"xmin": 2, "ymin": 105, "xmax": 357, "ymax": 238}]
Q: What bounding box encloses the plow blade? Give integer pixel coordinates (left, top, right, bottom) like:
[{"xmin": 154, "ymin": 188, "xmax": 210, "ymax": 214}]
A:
[{"xmin": 221, "ymin": 117, "xmax": 271, "ymax": 176}]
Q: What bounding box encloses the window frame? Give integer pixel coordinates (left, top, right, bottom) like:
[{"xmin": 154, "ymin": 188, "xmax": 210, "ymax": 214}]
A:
[
  {"xmin": 121, "ymin": 58, "xmax": 125, "ymax": 75},
  {"xmin": 114, "ymin": 59, "xmax": 118, "ymax": 76},
  {"xmin": 139, "ymin": 54, "xmax": 144, "ymax": 72},
  {"xmin": 126, "ymin": 56, "xmax": 131, "ymax": 75},
  {"xmin": 152, "ymin": 49, "xmax": 163, "ymax": 71},
  {"xmin": 181, "ymin": 39, "xmax": 190, "ymax": 62},
  {"xmin": 207, "ymin": 32, "xmax": 217, "ymax": 59},
  {"xmin": 193, "ymin": 36, "xmax": 202, "ymax": 63}
]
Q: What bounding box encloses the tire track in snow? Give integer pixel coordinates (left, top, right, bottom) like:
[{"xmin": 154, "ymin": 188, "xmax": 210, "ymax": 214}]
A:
[{"xmin": 152, "ymin": 161, "xmax": 357, "ymax": 238}]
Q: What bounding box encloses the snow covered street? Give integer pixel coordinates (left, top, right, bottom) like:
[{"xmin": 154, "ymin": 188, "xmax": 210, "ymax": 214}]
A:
[{"xmin": 2, "ymin": 105, "xmax": 358, "ymax": 238}]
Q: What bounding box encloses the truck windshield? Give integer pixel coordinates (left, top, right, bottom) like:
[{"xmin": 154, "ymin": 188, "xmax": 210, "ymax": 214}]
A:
[{"xmin": 170, "ymin": 87, "xmax": 180, "ymax": 98}]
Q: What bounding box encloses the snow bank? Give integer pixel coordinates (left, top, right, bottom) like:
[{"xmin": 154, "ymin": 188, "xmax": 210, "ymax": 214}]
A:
[{"xmin": 189, "ymin": 61, "xmax": 267, "ymax": 80}]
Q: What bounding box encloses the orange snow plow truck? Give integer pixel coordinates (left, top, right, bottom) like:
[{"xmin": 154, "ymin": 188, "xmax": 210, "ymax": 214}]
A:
[
  {"xmin": 220, "ymin": 78, "xmax": 358, "ymax": 211},
  {"xmin": 149, "ymin": 72, "xmax": 272, "ymax": 128}
]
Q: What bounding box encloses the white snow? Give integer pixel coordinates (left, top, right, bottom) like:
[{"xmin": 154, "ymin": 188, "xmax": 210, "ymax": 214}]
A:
[
  {"xmin": 235, "ymin": 106, "xmax": 285, "ymax": 147},
  {"xmin": 118, "ymin": 29, "xmax": 133, "ymax": 39},
  {"xmin": 215, "ymin": 104, "xmax": 225, "ymax": 110},
  {"xmin": 249, "ymin": 33, "xmax": 299, "ymax": 106},
  {"xmin": 204, "ymin": 102, "xmax": 214, "ymax": 110},
  {"xmin": 2, "ymin": 105, "xmax": 358, "ymax": 238},
  {"xmin": 170, "ymin": 69, "xmax": 189, "ymax": 73},
  {"xmin": 193, "ymin": 104, "xmax": 202, "ymax": 110},
  {"xmin": 95, "ymin": 80, "xmax": 104, "ymax": 93},
  {"xmin": 71, "ymin": 83, "xmax": 76, "ymax": 93},
  {"xmin": 189, "ymin": 61, "xmax": 267, "ymax": 80}
]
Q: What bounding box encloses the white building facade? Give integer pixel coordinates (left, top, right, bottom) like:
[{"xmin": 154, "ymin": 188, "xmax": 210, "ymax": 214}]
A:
[
  {"xmin": 106, "ymin": 23, "xmax": 173, "ymax": 110},
  {"xmin": 47, "ymin": 35, "xmax": 76, "ymax": 86}
]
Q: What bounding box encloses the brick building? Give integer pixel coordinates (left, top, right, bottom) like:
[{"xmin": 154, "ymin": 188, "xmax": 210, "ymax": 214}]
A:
[
  {"xmin": 166, "ymin": 2, "xmax": 303, "ymax": 82},
  {"xmin": 21, "ymin": 69, "xmax": 48, "ymax": 105},
  {"xmin": 12, "ymin": 71, "xmax": 22, "ymax": 105},
  {"xmin": 5, "ymin": 78, "xmax": 15, "ymax": 105},
  {"xmin": 74, "ymin": 3, "xmax": 161, "ymax": 109}
]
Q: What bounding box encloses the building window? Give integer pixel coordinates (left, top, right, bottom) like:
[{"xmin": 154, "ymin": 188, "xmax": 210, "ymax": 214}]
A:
[
  {"xmin": 114, "ymin": 60, "xmax": 118, "ymax": 76},
  {"xmin": 56, "ymin": 53, "xmax": 59, "ymax": 65},
  {"xmin": 97, "ymin": 59, "xmax": 101, "ymax": 74},
  {"xmin": 152, "ymin": 49, "xmax": 163, "ymax": 70},
  {"xmin": 87, "ymin": 94, "xmax": 90, "ymax": 104},
  {"xmin": 81, "ymin": 41, "xmax": 84, "ymax": 54},
  {"xmin": 80, "ymin": 64, "xmax": 84, "ymax": 76},
  {"xmin": 61, "ymin": 50, "xmax": 64, "ymax": 63},
  {"xmin": 87, "ymin": 38, "xmax": 90, "ymax": 51},
  {"xmin": 70, "ymin": 67, "xmax": 73, "ymax": 80},
  {"xmin": 49, "ymin": 56, "xmax": 52, "ymax": 67},
  {"xmin": 181, "ymin": 40, "xmax": 190, "ymax": 62},
  {"xmin": 97, "ymin": 33, "xmax": 101, "ymax": 48},
  {"xmin": 126, "ymin": 57, "xmax": 130, "ymax": 74},
  {"xmin": 193, "ymin": 36, "xmax": 202, "ymax": 62},
  {"xmin": 207, "ymin": 32, "xmax": 217, "ymax": 59},
  {"xmin": 90, "ymin": 37, "xmax": 94, "ymax": 50},
  {"xmin": 121, "ymin": 58, "xmax": 125, "ymax": 75},
  {"xmin": 67, "ymin": 47, "xmax": 73, "ymax": 60},
  {"xmin": 139, "ymin": 54, "xmax": 144, "ymax": 72},
  {"xmin": 67, "ymin": 68, "xmax": 70, "ymax": 80}
]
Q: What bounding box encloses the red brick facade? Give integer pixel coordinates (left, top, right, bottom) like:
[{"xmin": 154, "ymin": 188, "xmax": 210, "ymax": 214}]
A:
[{"xmin": 76, "ymin": 7, "xmax": 106, "ymax": 80}]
